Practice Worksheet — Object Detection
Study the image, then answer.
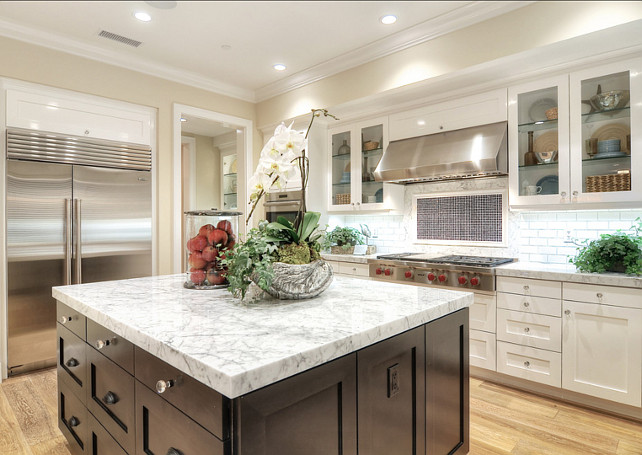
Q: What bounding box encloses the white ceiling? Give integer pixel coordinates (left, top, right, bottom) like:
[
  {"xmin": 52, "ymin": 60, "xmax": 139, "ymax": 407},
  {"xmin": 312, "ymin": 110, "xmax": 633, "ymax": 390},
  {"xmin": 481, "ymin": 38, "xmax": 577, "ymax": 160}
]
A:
[{"xmin": 0, "ymin": 1, "xmax": 530, "ymax": 102}]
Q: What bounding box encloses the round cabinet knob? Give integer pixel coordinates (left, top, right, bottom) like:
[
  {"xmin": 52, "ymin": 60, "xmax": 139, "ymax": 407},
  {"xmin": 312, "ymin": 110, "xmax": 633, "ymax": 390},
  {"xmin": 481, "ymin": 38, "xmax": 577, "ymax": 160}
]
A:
[
  {"xmin": 438, "ymin": 274, "xmax": 447, "ymax": 282},
  {"xmin": 523, "ymin": 301, "xmax": 530, "ymax": 308},
  {"xmin": 69, "ymin": 416, "xmax": 80, "ymax": 427},
  {"xmin": 95, "ymin": 339, "xmax": 110, "ymax": 350},
  {"xmin": 156, "ymin": 379, "xmax": 175, "ymax": 394},
  {"xmin": 102, "ymin": 391, "xmax": 119, "ymax": 405},
  {"xmin": 458, "ymin": 276, "xmax": 467, "ymax": 285},
  {"xmin": 470, "ymin": 277, "xmax": 480, "ymax": 286},
  {"xmin": 523, "ymin": 285, "xmax": 530, "ymax": 291},
  {"xmin": 596, "ymin": 292, "xmax": 603, "ymax": 300},
  {"xmin": 384, "ymin": 269, "xmax": 392, "ymax": 276},
  {"xmin": 375, "ymin": 268, "xmax": 382, "ymax": 275},
  {"xmin": 404, "ymin": 271, "xmax": 412, "ymax": 279},
  {"xmin": 84, "ymin": 130, "xmax": 90, "ymax": 135},
  {"xmin": 427, "ymin": 273, "xmax": 436, "ymax": 282},
  {"xmin": 65, "ymin": 358, "xmax": 79, "ymax": 368},
  {"xmin": 59, "ymin": 316, "xmax": 72, "ymax": 324},
  {"xmin": 564, "ymin": 309, "xmax": 571, "ymax": 316},
  {"xmin": 524, "ymin": 361, "xmax": 530, "ymax": 368},
  {"xmin": 524, "ymin": 327, "xmax": 530, "ymax": 333},
  {"xmin": 166, "ymin": 448, "xmax": 184, "ymax": 455}
]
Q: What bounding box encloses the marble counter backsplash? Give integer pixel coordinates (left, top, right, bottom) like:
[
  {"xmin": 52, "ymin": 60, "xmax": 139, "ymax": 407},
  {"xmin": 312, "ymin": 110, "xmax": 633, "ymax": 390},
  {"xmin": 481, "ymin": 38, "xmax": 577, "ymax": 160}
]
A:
[
  {"xmin": 496, "ymin": 262, "xmax": 642, "ymax": 288},
  {"xmin": 52, "ymin": 274, "xmax": 472, "ymax": 398}
]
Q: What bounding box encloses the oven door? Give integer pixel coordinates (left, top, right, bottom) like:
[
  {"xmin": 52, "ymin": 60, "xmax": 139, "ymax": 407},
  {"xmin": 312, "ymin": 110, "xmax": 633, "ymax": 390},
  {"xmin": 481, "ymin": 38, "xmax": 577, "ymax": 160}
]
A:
[{"xmin": 263, "ymin": 200, "xmax": 301, "ymax": 224}]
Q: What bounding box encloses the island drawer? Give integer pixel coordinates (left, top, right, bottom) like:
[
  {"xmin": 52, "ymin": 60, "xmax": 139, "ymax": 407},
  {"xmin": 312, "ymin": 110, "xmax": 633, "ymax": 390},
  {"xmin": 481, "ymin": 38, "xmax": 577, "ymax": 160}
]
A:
[
  {"xmin": 563, "ymin": 282, "xmax": 642, "ymax": 309},
  {"xmin": 87, "ymin": 347, "xmax": 135, "ymax": 455},
  {"xmin": 58, "ymin": 379, "xmax": 88, "ymax": 455},
  {"xmin": 87, "ymin": 412, "xmax": 128, "ymax": 455},
  {"xmin": 58, "ymin": 324, "xmax": 87, "ymax": 401},
  {"xmin": 496, "ymin": 276, "xmax": 561, "ymax": 299},
  {"xmin": 135, "ymin": 347, "xmax": 230, "ymax": 441},
  {"xmin": 57, "ymin": 301, "xmax": 87, "ymax": 340},
  {"xmin": 87, "ymin": 319, "xmax": 134, "ymax": 374},
  {"xmin": 136, "ymin": 381, "xmax": 228, "ymax": 455},
  {"xmin": 497, "ymin": 292, "xmax": 561, "ymax": 317},
  {"xmin": 497, "ymin": 309, "xmax": 561, "ymax": 352},
  {"xmin": 496, "ymin": 341, "xmax": 561, "ymax": 387}
]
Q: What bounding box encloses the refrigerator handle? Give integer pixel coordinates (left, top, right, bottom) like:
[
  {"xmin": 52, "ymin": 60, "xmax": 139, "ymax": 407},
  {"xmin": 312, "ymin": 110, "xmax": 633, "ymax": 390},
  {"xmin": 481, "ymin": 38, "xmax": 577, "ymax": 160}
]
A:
[
  {"xmin": 74, "ymin": 198, "xmax": 82, "ymax": 284},
  {"xmin": 64, "ymin": 198, "xmax": 72, "ymax": 285}
]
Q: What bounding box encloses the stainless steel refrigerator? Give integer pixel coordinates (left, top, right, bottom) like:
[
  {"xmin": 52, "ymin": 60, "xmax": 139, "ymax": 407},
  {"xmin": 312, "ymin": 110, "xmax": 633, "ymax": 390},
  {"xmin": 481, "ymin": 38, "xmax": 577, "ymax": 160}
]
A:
[{"xmin": 6, "ymin": 128, "xmax": 152, "ymax": 376}]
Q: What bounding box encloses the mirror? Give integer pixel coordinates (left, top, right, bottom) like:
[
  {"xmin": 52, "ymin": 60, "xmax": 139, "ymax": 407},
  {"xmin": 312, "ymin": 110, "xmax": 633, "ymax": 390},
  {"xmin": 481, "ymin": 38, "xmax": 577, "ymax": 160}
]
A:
[{"xmin": 173, "ymin": 104, "xmax": 253, "ymax": 273}]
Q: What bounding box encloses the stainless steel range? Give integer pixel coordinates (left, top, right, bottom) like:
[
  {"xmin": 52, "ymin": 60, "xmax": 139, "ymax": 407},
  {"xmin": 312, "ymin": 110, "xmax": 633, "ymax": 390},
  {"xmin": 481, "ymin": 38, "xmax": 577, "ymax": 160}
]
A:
[{"xmin": 368, "ymin": 254, "xmax": 516, "ymax": 294}]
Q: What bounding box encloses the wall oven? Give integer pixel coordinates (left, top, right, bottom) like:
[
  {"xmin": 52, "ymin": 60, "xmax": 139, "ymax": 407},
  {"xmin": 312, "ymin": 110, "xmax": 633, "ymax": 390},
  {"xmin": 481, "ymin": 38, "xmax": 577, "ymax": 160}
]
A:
[{"xmin": 263, "ymin": 190, "xmax": 303, "ymax": 223}]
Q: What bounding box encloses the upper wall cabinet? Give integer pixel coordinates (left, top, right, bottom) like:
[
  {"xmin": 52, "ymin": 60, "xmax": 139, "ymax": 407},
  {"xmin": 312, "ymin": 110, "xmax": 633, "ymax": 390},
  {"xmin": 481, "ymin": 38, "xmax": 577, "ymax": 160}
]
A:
[
  {"xmin": 509, "ymin": 57, "xmax": 642, "ymax": 208},
  {"xmin": 6, "ymin": 87, "xmax": 154, "ymax": 146},
  {"xmin": 388, "ymin": 89, "xmax": 507, "ymax": 141},
  {"xmin": 328, "ymin": 117, "xmax": 403, "ymax": 212}
]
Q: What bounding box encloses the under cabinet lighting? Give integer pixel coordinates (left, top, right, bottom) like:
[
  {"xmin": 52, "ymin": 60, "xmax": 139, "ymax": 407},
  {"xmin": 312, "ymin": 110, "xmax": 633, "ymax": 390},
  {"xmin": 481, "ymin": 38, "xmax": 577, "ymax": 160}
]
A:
[
  {"xmin": 417, "ymin": 120, "xmax": 426, "ymax": 126},
  {"xmin": 134, "ymin": 11, "xmax": 152, "ymax": 22},
  {"xmin": 273, "ymin": 64, "xmax": 287, "ymax": 71},
  {"xmin": 380, "ymin": 15, "xmax": 397, "ymax": 25}
]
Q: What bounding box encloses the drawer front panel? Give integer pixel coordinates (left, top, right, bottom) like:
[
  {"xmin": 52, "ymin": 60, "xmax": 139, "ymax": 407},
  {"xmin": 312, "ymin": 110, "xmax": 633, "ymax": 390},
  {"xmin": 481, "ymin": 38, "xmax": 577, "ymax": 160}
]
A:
[
  {"xmin": 135, "ymin": 347, "xmax": 229, "ymax": 440},
  {"xmin": 470, "ymin": 294, "xmax": 496, "ymax": 332},
  {"xmin": 338, "ymin": 262, "xmax": 370, "ymax": 277},
  {"xmin": 58, "ymin": 379, "xmax": 88, "ymax": 455},
  {"xmin": 497, "ymin": 292, "xmax": 561, "ymax": 317},
  {"xmin": 58, "ymin": 324, "xmax": 87, "ymax": 400},
  {"xmin": 87, "ymin": 319, "xmax": 134, "ymax": 374},
  {"xmin": 497, "ymin": 341, "xmax": 561, "ymax": 387},
  {"xmin": 497, "ymin": 309, "xmax": 561, "ymax": 352},
  {"xmin": 136, "ymin": 382, "xmax": 227, "ymax": 455},
  {"xmin": 57, "ymin": 301, "xmax": 87, "ymax": 340},
  {"xmin": 469, "ymin": 329, "xmax": 496, "ymax": 371},
  {"xmin": 87, "ymin": 347, "xmax": 135, "ymax": 454},
  {"xmin": 496, "ymin": 276, "xmax": 561, "ymax": 299},
  {"xmin": 87, "ymin": 413, "xmax": 128, "ymax": 455},
  {"xmin": 563, "ymin": 282, "xmax": 642, "ymax": 309}
]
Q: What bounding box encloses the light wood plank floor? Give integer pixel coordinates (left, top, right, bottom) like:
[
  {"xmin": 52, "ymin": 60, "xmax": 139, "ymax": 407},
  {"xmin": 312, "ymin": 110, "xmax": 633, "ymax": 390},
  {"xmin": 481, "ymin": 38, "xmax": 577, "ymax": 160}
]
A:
[{"xmin": 0, "ymin": 369, "xmax": 641, "ymax": 454}]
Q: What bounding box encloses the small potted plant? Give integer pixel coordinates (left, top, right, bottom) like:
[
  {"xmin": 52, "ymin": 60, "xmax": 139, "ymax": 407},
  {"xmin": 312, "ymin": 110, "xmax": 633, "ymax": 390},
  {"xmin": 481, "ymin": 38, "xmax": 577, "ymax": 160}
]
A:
[{"xmin": 326, "ymin": 226, "xmax": 376, "ymax": 255}]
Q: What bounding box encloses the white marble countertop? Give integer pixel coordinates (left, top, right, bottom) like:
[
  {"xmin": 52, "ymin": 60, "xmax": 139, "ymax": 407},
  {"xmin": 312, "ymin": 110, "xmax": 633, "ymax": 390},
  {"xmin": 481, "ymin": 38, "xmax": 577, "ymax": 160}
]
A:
[
  {"xmin": 496, "ymin": 262, "xmax": 642, "ymax": 288},
  {"xmin": 52, "ymin": 274, "xmax": 472, "ymax": 398}
]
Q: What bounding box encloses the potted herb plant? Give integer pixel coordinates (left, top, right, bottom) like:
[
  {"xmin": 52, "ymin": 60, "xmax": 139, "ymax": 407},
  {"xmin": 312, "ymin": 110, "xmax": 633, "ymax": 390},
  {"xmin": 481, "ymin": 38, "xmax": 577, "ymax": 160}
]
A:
[{"xmin": 327, "ymin": 226, "xmax": 366, "ymax": 254}]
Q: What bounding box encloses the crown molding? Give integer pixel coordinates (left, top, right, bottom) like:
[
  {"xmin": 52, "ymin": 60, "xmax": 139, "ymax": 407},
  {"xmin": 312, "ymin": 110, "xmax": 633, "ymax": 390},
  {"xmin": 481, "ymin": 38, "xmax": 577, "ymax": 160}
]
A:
[
  {"xmin": 0, "ymin": 17, "xmax": 256, "ymax": 102},
  {"xmin": 253, "ymin": 1, "xmax": 534, "ymax": 102}
]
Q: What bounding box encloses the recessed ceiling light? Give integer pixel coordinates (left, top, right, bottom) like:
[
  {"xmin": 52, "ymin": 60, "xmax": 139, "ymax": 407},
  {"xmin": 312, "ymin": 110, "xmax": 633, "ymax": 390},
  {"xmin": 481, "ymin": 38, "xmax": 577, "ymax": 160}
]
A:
[
  {"xmin": 417, "ymin": 120, "xmax": 426, "ymax": 126},
  {"xmin": 180, "ymin": 117, "xmax": 187, "ymax": 122},
  {"xmin": 273, "ymin": 64, "xmax": 287, "ymax": 71},
  {"xmin": 380, "ymin": 15, "xmax": 397, "ymax": 25},
  {"xmin": 134, "ymin": 11, "xmax": 152, "ymax": 22}
]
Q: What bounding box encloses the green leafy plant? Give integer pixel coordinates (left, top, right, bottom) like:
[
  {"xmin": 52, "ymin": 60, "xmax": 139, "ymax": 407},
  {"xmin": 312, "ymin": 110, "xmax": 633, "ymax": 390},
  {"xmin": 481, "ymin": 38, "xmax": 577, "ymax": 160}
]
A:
[
  {"xmin": 326, "ymin": 226, "xmax": 364, "ymax": 249},
  {"xmin": 569, "ymin": 218, "xmax": 642, "ymax": 275}
]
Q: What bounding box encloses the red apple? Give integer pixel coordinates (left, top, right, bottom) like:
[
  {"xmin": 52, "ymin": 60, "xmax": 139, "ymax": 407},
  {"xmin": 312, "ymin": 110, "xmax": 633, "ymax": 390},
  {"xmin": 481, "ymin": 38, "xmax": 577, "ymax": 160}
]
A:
[
  {"xmin": 217, "ymin": 220, "xmax": 233, "ymax": 235},
  {"xmin": 187, "ymin": 234, "xmax": 208, "ymax": 253},
  {"xmin": 225, "ymin": 233, "xmax": 236, "ymax": 250},
  {"xmin": 188, "ymin": 251, "xmax": 207, "ymax": 269},
  {"xmin": 199, "ymin": 224, "xmax": 215, "ymax": 237},
  {"xmin": 189, "ymin": 268, "xmax": 206, "ymax": 285},
  {"xmin": 206, "ymin": 267, "xmax": 226, "ymax": 285},
  {"xmin": 201, "ymin": 245, "xmax": 219, "ymax": 262},
  {"xmin": 208, "ymin": 228, "xmax": 228, "ymax": 247}
]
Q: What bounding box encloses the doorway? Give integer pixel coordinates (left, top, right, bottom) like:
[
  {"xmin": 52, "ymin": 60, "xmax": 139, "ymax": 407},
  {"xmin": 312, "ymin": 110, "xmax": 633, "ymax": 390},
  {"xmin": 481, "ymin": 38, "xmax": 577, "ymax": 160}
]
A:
[{"xmin": 173, "ymin": 104, "xmax": 252, "ymax": 273}]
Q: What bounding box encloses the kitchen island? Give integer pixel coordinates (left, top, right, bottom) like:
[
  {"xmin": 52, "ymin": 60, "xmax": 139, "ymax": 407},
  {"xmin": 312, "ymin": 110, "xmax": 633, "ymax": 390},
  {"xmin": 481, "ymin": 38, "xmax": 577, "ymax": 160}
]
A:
[{"xmin": 52, "ymin": 274, "xmax": 473, "ymax": 455}]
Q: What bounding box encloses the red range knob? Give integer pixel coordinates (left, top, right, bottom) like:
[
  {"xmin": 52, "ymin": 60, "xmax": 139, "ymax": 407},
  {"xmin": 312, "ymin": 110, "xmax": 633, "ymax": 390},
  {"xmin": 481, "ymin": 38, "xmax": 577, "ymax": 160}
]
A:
[
  {"xmin": 404, "ymin": 271, "xmax": 412, "ymax": 278},
  {"xmin": 375, "ymin": 268, "xmax": 383, "ymax": 275},
  {"xmin": 427, "ymin": 272, "xmax": 436, "ymax": 282},
  {"xmin": 384, "ymin": 269, "xmax": 392, "ymax": 276},
  {"xmin": 438, "ymin": 274, "xmax": 447, "ymax": 282},
  {"xmin": 470, "ymin": 277, "xmax": 480, "ymax": 286},
  {"xmin": 458, "ymin": 276, "xmax": 467, "ymax": 285}
]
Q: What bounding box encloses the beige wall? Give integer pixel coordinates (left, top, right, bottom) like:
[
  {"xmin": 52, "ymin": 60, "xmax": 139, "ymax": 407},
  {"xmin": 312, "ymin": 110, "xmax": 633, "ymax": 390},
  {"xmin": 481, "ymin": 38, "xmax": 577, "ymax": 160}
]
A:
[
  {"xmin": 0, "ymin": 35, "xmax": 259, "ymax": 274},
  {"xmin": 256, "ymin": 1, "xmax": 642, "ymax": 126}
]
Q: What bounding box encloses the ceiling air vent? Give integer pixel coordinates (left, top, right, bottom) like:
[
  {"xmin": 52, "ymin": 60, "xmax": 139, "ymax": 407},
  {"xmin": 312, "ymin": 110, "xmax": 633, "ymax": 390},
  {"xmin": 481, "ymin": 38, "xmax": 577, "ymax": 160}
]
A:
[{"xmin": 98, "ymin": 30, "xmax": 142, "ymax": 48}]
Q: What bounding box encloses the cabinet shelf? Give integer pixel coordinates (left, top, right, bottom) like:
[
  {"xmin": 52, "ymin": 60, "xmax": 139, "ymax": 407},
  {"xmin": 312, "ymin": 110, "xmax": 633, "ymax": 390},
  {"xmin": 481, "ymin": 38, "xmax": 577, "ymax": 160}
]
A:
[
  {"xmin": 333, "ymin": 182, "xmax": 351, "ymax": 187},
  {"xmin": 361, "ymin": 148, "xmax": 383, "ymax": 157},
  {"xmin": 332, "ymin": 153, "xmax": 351, "ymax": 160},
  {"xmin": 582, "ymin": 155, "xmax": 630, "ymax": 164},
  {"xmin": 518, "ymin": 118, "xmax": 558, "ymax": 133},
  {"xmin": 581, "ymin": 106, "xmax": 630, "ymax": 124},
  {"xmin": 518, "ymin": 162, "xmax": 560, "ymax": 170},
  {"xmin": 224, "ymin": 173, "xmax": 237, "ymax": 177}
]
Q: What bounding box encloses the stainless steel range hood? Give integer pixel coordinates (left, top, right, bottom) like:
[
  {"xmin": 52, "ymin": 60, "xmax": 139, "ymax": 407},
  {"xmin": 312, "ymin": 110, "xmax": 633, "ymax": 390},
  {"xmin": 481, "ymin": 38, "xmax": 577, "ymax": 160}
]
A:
[{"xmin": 374, "ymin": 121, "xmax": 508, "ymax": 184}]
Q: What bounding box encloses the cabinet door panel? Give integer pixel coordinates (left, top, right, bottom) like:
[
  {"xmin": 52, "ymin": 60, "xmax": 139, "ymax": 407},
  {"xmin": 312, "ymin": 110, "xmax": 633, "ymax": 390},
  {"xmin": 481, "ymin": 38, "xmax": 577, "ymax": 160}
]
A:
[
  {"xmin": 58, "ymin": 324, "xmax": 87, "ymax": 401},
  {"xmin": 236, "ymin": 353, "xmax": 357, "ymax": 455},
  {"xmin": 469, "ymin": 293, "xmax": 496, "ymax": 332},
  {"xmin": 562, "ymin": 300, "xmax": 642, "ymax": 406},
  {"xmin": 469, "ymin": 330, "xmax": 496, "ymax": 371},
  {"xmin": 358, "ymin": 326, "xmax": 425, "ymax": 455},
  {"xmin": 59, "ymin": 379, "xmax": 88, "ymax": 455}
]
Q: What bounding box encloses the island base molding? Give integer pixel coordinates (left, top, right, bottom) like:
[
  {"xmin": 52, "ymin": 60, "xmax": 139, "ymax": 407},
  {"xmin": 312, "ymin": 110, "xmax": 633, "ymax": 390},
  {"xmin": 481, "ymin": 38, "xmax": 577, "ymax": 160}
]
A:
[
  {"xmin": 471, "ymin": 367, "xmax": 642, "ymax": 422},
  {"xmin": 56, "ymin": 299, "xmax": 469, "ymax": 455}
]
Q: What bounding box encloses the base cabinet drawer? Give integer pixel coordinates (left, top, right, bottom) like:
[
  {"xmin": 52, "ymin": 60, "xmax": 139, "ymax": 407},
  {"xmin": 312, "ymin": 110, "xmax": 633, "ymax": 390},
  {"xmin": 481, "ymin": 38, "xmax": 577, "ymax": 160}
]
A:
[
  {"xmin": 497, "ymin": 341, "xmax": 561, "ymax": 387},
  {"xmin": 469, "ymin": 330, "xmax": 496, "ymax": 371},
  {"xmin": 57, "ymin": 302, "xmax": 87, "ymax": 340},
  {"xmin": 497, "ymin": 309, "xmax": 561, "ymax": 352},
  {"xmin": 59, "ymin": 379, "xmax": 88, "ymax": 455},
  {"xmin": 496, "ymin": 276, "xmax": 561, "ymax": 299},
  {"xmin": 497, "ymin": 292, "xmax": 560, "ymax": 317},
  {"xmin": 87, "ymin": 413, "xmax": 128, "ymax": 455},
  {"xmin": 136, "ymin": 381, "xmax": 228, "ymax": 455},
  {"xmin": 87, "ymin": 319, "xmax": 134, "ymax": 374},
  {"xmin": 337, "ymin": 262, "xmax": 370, "ymax": 277},
  {"xmin": 58, "ymin": 324, "xmax": 87, "ymax": 401}
]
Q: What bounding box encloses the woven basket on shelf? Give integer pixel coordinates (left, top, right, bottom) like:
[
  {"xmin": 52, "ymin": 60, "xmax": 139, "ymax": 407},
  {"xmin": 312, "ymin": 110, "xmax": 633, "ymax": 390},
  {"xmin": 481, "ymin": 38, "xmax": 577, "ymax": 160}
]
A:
[
  {"xmin": 585, "ymin": 173, "xmax": 631, "ymax": 193},
  {"xmin": 335, "ymin": 193, "xmax": 351, "ymax": 205}
]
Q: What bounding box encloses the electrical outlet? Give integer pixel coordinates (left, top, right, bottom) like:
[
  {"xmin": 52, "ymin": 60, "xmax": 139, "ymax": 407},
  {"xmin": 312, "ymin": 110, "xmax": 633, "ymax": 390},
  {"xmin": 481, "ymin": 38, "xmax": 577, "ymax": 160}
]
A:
[{"xmin": 387, "ymin": 363, "xmax": 400, "ymax": 398}]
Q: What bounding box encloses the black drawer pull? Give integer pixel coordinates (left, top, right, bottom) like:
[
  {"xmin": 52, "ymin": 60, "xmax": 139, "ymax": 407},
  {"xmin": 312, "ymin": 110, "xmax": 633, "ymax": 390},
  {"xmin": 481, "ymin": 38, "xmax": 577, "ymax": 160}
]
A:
[
  {"xmin": 102, "ymin": 391, "xmax": 119, "ymax": 405},
  {"xmin": 65, "ymin": 358, "xmax": 79, "ymax": 368},
  {"xmin": 69, "ymin": 416, "xmax": 80, "ymax": 427},
  {"xmin": 166, "ymin": 448, "xmax": 183, "ymax": 455}
]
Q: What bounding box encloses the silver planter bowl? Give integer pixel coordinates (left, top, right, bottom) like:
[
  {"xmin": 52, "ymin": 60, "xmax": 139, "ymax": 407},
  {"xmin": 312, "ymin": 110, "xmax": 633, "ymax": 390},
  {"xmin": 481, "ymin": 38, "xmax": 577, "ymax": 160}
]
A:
[{"xmin": 262, "ymin": 260, "xmax": 334, "ymax": 300}]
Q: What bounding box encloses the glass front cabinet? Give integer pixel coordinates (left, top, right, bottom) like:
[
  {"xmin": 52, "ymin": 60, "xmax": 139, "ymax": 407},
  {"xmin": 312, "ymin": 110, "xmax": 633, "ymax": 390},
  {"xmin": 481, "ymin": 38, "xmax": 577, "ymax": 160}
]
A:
[
  {"xmin": 509, "ymin": 57, "xmax": 641, "ymax": 207},
  {"xmin": 328, "ymin": 117, "xmax": 402, "ymax": 211}
]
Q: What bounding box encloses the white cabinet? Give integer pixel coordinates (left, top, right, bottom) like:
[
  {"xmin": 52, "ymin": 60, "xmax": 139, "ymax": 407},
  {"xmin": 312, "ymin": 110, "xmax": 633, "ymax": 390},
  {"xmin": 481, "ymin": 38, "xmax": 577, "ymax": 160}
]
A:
[
  {"xmin": 509, "ymin": 57, "xmax": 642, "ymax": 208},
  {"xmin": 496, "ymin": 341, "xmax": 561, "ymax": 387},
  {"xmin": 388, "ymin": 89, "xmax": 507, "ymax": 141},
  {"xmin": 470, "ymin": 330, "xmax": 496, "ymax": 371},
  {"xmin": 469, "ymin": 293, "xmax": 497, "ymax": 371},
  {"xmin": 326, "ymin": 260, "xmax": 370, "ymax": 279},
  {"xmin": 328, "ymin": 117, "xmax": 403, "ymax": 212},
  {"xmin": 562, "ymin": 291, "xmax": 642, "ymax": 407},
  {"xmin": 6, "ymin": 87, "xmax": 153, "ymax": 145}
]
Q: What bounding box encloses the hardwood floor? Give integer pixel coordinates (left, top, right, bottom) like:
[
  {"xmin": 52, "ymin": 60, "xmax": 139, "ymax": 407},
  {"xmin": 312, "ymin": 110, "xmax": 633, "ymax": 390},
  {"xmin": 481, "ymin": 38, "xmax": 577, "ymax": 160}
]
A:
[{"xmin": 0, "ymin": 369, "xmax": 640, "ymax": 454}]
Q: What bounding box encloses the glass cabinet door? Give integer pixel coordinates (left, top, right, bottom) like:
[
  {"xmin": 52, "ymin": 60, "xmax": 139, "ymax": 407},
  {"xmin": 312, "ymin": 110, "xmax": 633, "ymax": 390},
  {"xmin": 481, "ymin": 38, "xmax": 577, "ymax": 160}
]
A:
[
  {"xmin": 331, "ymin": 130, "xmax": 352, "ymax": 206},
  {"xmin": 222, "ymin": 154, "xmax": 237, "ymax": 209},
  {"xmin": 360, "ymin": 123, "xmax": 384, "ymax": 206}
]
